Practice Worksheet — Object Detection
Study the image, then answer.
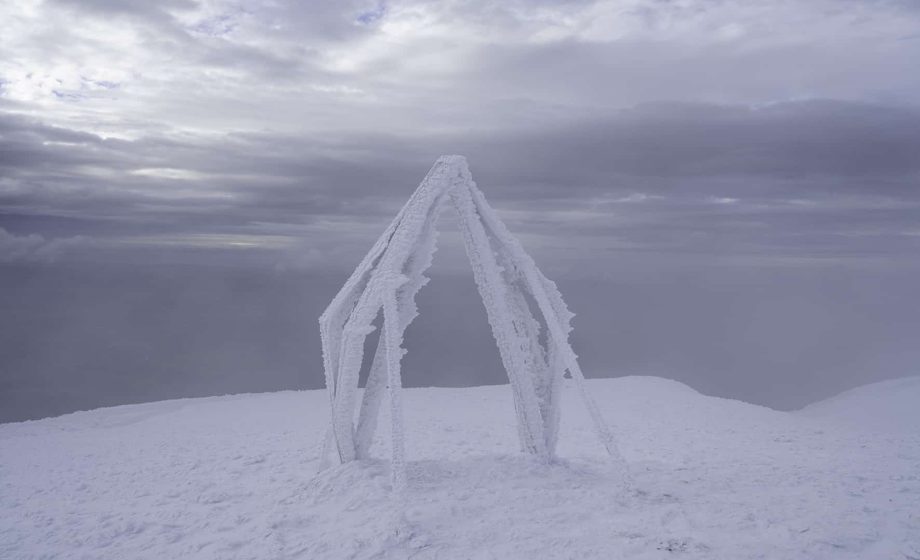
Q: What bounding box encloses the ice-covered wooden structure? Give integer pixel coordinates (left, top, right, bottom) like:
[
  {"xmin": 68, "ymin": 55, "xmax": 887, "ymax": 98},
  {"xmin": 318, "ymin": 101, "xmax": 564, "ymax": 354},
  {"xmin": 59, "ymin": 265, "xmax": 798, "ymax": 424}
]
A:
[{"xmin": 319, "ymin": 155, "xmax": 622, "ymax": 488}]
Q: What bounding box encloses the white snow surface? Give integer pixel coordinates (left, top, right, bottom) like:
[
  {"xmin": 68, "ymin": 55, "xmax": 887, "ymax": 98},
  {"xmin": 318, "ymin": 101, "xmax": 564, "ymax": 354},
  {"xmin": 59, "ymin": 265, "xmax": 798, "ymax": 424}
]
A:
[
  {"xmin": 2, "ymin": 376, "xmax": 918, "ymax": 559},
  {"xmin": 799, "ymin": 375, "xmax": 920, "ymax": 432}
]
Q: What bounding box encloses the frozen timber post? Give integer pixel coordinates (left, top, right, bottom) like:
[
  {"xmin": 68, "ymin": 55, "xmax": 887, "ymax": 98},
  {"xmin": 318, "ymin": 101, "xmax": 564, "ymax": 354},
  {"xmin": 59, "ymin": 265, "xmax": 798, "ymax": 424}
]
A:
[
  {"xmin": 318, "ymin": 155, "xmax": 625, "ymax": 489},
  {"xmin": 381, "ymin": 275, "xmax": 409, "ymax": 491},
  {"xmin": 449, "ymin": 176, "xmax": 549, "ymax": 458}
]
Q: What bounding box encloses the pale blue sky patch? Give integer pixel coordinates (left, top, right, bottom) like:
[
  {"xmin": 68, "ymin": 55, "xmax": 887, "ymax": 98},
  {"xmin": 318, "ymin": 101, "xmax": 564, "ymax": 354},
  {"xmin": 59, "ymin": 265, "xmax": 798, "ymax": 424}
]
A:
[{"xmin": 355, "ymin": 1, "xmax": 386, "ymax": 25}]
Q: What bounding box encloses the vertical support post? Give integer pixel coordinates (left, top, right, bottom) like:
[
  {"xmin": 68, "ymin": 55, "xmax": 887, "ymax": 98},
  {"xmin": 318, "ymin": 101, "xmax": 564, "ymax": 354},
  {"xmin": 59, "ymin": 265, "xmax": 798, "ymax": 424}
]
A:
[
  {"xmin": 383, "ymin": 285, "xmax": 407, "ymax": 490},
  {"xmin": 522, "ymin": 269, "xmax": 625, "ymax": 465},
  {"xmin": 465, "ymin": 181, "xmax": 623, "ymax": 466},
  {"xmin": 449, "ymin": 183, "xmax": 549, "ymax": 460},
  {"xmin": 354, "ymin": 324, "xmax": 389, "ymax": 459},
  {"xmin": 331, "ymin": 298, "xmax": 380, "ymax": 463}
]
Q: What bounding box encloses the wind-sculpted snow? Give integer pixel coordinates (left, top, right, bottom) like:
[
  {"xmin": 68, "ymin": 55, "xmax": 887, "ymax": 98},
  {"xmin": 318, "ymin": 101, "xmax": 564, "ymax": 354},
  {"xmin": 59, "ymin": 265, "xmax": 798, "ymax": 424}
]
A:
[
  {"xmin": 798, "ymin": 375, "xmax": 920, "ymax": 431},
  {"xmin": 2, "ymin": 377, "xmax": 918, "ymax": 559},
  {"xmin": 319, "ymin": 156, "xmax": 622, "ymax": 485}
]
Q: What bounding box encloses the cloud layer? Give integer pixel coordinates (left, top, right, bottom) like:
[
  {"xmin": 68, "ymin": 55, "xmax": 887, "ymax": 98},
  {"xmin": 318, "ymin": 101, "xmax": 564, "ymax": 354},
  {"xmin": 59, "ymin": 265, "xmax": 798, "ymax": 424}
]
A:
[
  {"xmin": 2, "ymin": 0, "xmax": 920, "ymax": 420},
  {"xmin": 1, "ymin": 0, "xmax": 919, "ymax": 271}
]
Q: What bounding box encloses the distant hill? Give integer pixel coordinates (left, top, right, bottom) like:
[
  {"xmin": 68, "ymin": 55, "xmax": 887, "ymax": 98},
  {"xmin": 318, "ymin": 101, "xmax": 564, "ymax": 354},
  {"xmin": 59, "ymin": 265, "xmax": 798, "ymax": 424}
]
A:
[{"xmin": 798, "ymin": 375, "xmax": 920, "ymax": 431}]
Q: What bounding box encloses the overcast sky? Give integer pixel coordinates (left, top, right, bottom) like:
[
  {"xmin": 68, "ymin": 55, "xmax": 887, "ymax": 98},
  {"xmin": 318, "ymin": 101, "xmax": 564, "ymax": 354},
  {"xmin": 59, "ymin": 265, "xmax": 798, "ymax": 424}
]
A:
[
  {"xmin": 2, "ymin": 0, "xmax": 919, "ymax": 270},
  {"xmin": 1, "ymin": 0, "xmax": 919, "ymax": 421}
]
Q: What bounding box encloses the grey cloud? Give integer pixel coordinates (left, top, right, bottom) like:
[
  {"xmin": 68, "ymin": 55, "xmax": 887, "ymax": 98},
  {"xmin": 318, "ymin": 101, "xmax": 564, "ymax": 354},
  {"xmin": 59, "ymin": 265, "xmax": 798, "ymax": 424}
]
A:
[
  {"xmin": 0, "ymin": 227, "xmax": 87, "ymax": 263},
  {"xmin": 50, "ymin": 0, "xmax": 196, "ymax": 17},
  {"xmin": 3, "ymin": 98, "xmax": 919, "ymax": 269},
  {"xmin": 458, "ymin": 101, "xmax": 920, "ymax": 198},
  {"xmin": 451, "ymin": 21, "xmax": 920, "ymax": 110},
  {"xmin": 35, "ymin": 0, "xmax": 326, "ymax": 93}
]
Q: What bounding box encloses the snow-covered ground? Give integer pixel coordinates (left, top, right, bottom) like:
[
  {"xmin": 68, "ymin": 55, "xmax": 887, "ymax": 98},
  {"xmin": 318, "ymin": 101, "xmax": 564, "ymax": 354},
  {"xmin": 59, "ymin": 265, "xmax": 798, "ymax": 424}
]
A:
[{"xmin": 1, "ymin": 376, "xmax": 918, "ymax": 559}]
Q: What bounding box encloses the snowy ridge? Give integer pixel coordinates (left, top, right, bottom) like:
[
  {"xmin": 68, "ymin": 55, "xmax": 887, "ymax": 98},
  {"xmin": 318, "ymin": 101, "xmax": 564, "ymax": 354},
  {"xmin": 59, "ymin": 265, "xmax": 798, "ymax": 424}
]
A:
[
  {"xmin": 798, "ymin": 375, "xmax": 920, "ymax": 431},
  {"xmin": 2, "ymin": 376, "xmax": 918, "ymax": 559}
]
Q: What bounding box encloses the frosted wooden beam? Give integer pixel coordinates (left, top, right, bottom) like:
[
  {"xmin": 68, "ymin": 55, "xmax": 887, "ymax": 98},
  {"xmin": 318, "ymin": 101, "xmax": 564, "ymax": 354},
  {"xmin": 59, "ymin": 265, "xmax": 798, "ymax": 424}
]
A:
[{"xmin": 318, "ymin": 155, "xmax": 623, "ymax": 488}]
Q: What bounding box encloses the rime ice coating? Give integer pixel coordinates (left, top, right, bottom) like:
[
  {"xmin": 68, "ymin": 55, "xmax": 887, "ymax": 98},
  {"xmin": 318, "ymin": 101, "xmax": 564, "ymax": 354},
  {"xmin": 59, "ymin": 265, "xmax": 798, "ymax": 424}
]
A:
[{"xmin": 318, "ymin": 155, "xmax": 623, "ymax": 487}]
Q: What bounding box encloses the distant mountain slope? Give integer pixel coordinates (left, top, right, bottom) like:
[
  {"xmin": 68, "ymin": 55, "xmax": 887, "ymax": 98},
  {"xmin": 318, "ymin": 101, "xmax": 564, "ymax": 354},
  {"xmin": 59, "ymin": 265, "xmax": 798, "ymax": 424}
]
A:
[
  {"xmin": 798, "ymin": 375, "xmax": 920, "ymax": 431},
  {"xmin": 1, "ymin": 377, "xmax": 917, "ymax": 559}
]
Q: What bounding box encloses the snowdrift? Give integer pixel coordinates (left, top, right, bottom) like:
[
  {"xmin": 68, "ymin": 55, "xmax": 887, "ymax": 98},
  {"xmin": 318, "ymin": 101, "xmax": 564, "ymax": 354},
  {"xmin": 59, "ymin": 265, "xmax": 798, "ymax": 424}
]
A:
[
  {"xmin": 1, "ymin": 377, "xmax": 917, "ymax": 559},
  {"xmin": 798, "ymin": 375, "xmax": 920, "ymax": 431}
]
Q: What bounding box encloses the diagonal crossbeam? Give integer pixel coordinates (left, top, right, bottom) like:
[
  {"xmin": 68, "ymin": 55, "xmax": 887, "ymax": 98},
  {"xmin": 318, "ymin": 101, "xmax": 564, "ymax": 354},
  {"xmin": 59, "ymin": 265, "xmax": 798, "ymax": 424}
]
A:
[{"xmin": 318, "ymin": 155, "xmax": 623, "ymax": 488}]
